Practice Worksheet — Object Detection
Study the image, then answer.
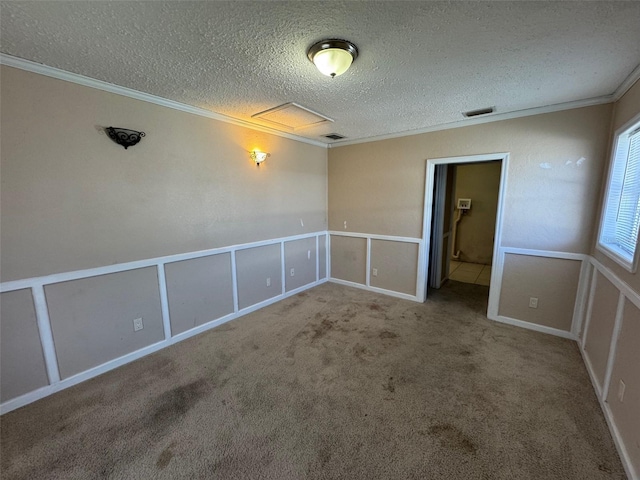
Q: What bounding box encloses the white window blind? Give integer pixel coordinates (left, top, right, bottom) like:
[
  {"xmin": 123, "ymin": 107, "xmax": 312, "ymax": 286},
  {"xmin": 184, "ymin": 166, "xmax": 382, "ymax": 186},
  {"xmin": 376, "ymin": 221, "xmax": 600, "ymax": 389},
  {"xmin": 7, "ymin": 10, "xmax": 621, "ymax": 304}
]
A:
[{"xmin": 598, "ymin": 118, "xmax": 640, "ymax": 272}]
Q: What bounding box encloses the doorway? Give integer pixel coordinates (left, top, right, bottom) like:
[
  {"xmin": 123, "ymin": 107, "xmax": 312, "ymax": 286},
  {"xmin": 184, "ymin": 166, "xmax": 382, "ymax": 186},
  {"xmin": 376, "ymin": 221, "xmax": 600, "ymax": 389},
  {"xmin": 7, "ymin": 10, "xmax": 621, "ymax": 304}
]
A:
[{"xmin": 420, "ymin": 153, "xmax": 509, "ymax": 317}]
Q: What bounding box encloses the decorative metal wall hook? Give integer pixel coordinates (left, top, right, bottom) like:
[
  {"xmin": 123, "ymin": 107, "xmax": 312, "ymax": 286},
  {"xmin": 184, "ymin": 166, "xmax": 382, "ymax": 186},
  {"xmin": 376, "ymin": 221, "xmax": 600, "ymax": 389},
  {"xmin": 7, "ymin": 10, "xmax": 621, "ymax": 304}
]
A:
[{"xmin": 106, "ymin": 127, "xmax": 145, "ymax": 149}]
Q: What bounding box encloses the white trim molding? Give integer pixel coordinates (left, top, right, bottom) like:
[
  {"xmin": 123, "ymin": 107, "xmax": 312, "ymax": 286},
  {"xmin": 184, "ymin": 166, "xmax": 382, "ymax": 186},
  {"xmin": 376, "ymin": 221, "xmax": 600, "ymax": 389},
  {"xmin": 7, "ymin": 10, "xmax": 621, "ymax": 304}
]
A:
[
  {"xmin": 572, "ymin": 259, "xmax": 594, "ymax": 338},
  {"xmin": 330, "ymin": 98, "xmax": 613, "ymax": 148},
  {"xmin": 327, "ymin": 231, "xmax": 422, "ymax": 302},
  {"xmin": 330, "ymin": 64, "xmax": 639, "ymax": 149},
  {"xmin": 613, "ymin": 62, "xmax": 640, "ymax": 102},
  {"xmin": 0, "ymin": 231, "xmax": 328, "ymax": 414},
  {"xmin": 602, "ymin": 293, "xmax": 626, "ymax": 401},
  {"xmin": 590, "ymin": 257, "xmax": 640, "ymax": 310},
  {"xmin": 3, "ymin": 218, "xmax": 639, "ymax": 480},
  {"xmin": 580, "ymin": 341, "xmax": 638, "ymax": 480},
  {"xmin": 4, "ymin": 53, "xmax": 633, "ymax": 153},
  {"xmin": 489, "ymin": 247, "xmax": 589, "ymax": 340},
  {"xmin": 581, "ymin": 268, "xmax": 599, "ymax": 351},
  {"xmin": 595, "ymin": 111, "xmax": 640, "ymax": 274},
  {"xmin": 0, "ymin": 231, "xmax": 327, "ymax": 294},
  {"xmin": 579, "ymin": 256, "xmax": 640, "ymax": 480},
  {"xmin": 491, "ymin": 314, "xmax": 577, "ymax": 340},
  {"xmin": 328, "ymin": 231, "xmax": 422, "ymax": 244},
  {"xmin": 157, "ymin": 264, "xmax": 172, "ymax": 341},
  {"xmin": 422, "ymin": 153, "xmax": 510, "ymax": 310},
  {"xmin": 329, "ymin": 278, "xmax": 418, "ymax": 302},
  {"xmin": 0, "ymin": 53, "xmax": 328, "ymax": 149},
  {"xmin": 499, "ymin": 247, "xmax": 587, "ymax": 261},
  {"xmin": 31, "ymin": 285, "xmax": 61, "ymax": 384}
]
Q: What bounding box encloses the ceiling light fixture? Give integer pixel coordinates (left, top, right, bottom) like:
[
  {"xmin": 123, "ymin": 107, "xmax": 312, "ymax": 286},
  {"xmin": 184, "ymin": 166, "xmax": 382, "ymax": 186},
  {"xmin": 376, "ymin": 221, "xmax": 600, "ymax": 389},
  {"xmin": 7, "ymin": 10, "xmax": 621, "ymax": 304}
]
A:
[{"xmin": 307, "ymin": 39, "xmax": 358, "ymax": 78}]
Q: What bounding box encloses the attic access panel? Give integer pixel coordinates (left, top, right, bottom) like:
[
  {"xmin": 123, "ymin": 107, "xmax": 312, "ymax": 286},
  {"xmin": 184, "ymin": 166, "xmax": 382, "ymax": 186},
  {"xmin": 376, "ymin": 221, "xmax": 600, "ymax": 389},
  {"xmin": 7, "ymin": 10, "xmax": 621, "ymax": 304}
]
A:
[{"xmin": 252, "ymin": 103, "xmax": 333, "ymax": 131}]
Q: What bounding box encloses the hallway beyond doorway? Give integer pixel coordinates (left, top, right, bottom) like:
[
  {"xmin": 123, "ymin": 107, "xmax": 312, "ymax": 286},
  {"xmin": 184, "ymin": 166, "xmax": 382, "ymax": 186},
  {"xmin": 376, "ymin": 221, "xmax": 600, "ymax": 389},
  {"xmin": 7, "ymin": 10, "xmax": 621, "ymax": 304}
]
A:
[{"xmin": 449, "ymin": 261, "xmax": 491, "ymax": 286}]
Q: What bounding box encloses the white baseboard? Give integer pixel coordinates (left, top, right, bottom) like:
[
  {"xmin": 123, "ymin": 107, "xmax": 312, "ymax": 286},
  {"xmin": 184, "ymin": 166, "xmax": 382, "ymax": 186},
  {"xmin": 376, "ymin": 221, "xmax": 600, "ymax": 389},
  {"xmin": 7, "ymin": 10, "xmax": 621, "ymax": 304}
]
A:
[
  {"xmin": 577, "ymin": 257, "xmax": 639, "ymax": 480},
  {"xmin": 579, "ymin": 346, "xmax": 637, "ymax": 480},
  {"xmin": 0, "ymin": 277, "xmax": 328, "ymax": 415},
  {"xmin": 3, "ymin": 227, "xmax": 637, "ymax": 480},
  {"xmin": 489, "ymin": 314, "xmax": 578, "ymax": 340},
  {"xmin": 328, "ymin": 277, "xmax": 419, "ymax": 302}
]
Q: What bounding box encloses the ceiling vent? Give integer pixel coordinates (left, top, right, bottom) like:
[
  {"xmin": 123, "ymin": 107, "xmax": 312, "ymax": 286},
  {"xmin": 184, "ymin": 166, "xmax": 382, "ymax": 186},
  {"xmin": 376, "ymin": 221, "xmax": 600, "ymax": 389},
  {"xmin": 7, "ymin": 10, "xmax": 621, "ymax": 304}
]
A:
[
  {"xmin": 324, "ymin": 133, "xmax": 346, "ymax": 140},
  {"xmin": 252, "ymin": 103, "xmax": 333, "ymax": 131},
  {"xmin": 463, "ymin": 106, "xmax": 495, "ymax": 118}
]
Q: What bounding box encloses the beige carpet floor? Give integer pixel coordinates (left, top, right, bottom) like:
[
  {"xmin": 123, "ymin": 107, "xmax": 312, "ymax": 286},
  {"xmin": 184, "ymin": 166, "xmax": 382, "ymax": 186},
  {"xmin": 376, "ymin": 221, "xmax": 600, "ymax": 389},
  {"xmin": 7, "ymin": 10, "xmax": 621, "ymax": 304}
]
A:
[{"xmin": 0, "ymin": 281, "xmax": 626, "ymax": 479}]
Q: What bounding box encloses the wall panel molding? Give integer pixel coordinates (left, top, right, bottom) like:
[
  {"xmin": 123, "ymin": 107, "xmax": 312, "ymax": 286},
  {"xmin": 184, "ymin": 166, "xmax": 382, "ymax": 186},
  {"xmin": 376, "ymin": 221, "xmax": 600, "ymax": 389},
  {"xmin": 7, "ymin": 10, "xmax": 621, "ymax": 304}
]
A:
[
  {"xmin": 580, "ymin": 257, "xmax": 639, "ymax": 480},
  {"xmin": 3, "ymin": 228, "xmax": 637, "ymax": 480},
  {"xmin": 0, "ymin": 232, "xmax": 328, "ymax": 414},
  {"xmin": 329, "ymin": 278, "xmax": 418, "ymax": 302},
  {"xmin": 0, "ymin": 53, "xmax": 328, "ymax": 149},
  {"xmin": 491, "ymin": 314, "xmax": 577, "ymax": 340},
  {"xmin": 590, "ymin": 258, "xmax": 640, "ymax": 310},
  {"xmin": 330, "ymin": 98, "xmax": 613, "ymax": 148},
  {"xmin": 31, "ymin": 285, "xmax": 61, "ymax": 384},
  {"xmin": 489, "ymin": 247, "xmax": 588, "ymax": 338},
  {"xmin": 328, "ymin": 231, "xmax": 422, "ymax": 301}
]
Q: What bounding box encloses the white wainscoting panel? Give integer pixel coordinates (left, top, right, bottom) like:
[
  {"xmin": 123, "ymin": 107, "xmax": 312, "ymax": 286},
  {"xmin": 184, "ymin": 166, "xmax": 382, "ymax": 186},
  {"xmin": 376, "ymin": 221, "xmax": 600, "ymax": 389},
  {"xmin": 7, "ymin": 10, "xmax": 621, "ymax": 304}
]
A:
[
  {"xmin": 0, "ymin": 232, "xmax": 329, "ymax": 414},
  {"xmin": 579, "ymin": 258, "xmax": 639, "ymax": 480}
]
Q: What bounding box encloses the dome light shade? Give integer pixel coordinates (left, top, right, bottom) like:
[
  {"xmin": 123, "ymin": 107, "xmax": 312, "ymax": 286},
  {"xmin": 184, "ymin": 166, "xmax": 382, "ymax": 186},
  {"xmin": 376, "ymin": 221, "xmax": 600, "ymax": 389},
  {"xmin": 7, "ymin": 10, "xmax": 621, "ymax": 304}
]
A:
[
  {"xmin": 307, "ymin": 39, "xmax": 358, "ymax": 78},
  {"xmin": 250, "ymin": 150, "xmax": 269, "ymax": 165}
]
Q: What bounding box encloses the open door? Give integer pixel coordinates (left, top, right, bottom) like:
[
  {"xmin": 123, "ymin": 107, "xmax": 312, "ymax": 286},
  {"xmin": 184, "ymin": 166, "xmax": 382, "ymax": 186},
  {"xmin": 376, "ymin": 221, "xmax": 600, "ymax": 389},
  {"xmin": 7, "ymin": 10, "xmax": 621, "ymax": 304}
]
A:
[
  {"xmin": 429, "ymin": 164, "xmax": 453, "ymax": 288},
  {"xmin": 421, "ymin": 153, "xmax": 508, "ymax": 314}
]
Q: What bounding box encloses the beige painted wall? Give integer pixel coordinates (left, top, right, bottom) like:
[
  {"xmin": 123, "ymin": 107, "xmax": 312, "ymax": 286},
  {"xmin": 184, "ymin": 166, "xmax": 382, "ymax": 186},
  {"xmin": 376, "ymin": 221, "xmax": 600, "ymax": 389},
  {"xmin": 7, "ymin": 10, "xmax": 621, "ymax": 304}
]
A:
[
  {"xmin": 235, "ymin": 244, "xmax": 282, "ymax": 310},
  {"xmin": 165, "ymin": 253, "xmax": 235, "ymax": 336},
  {"xmin": 605, "ymin": 299, "xmax": 640, "ymax": 474},
  {"xmin": 284, "ymin": 237, "xmax": 317, "ymax": 291},
  {"xmin": 370, "ymin": 240, "xmax": 418, "ymax": 295},
  {"xmin": 0, "ymin": 289, "xmax": 49, "ymax": 402},
  {"xmin": 583, "ymin": 273, "xmax": 620, "ymax": 389},
  {"xmin": 45, "ymin": 268, "xmax": 165, "ymax": 379},
  {"xmin": 318, "ymin": 235, "xmax": 327, "ymax": 280},
  {"xmin": 592, "ymin": 79, "xmax": 640, "ymax": 294},
  {"xmin": 0, "ymin": 65, "xmax": 328, "ymax": 282},
  {"xmin": 498, "ymin": 254, "xmax": 581, "ymax": 332},
  {"xmin": 330, "ymin": 236, "xmax": 367, "ymax": 285},
  {"xmin": 453, "ymin": 162, "xmax": 501, "ymax": 264},
  {"xmin": 588, "ymin": 80, "xmax": 640, "ymax": 474},
  {"xmin": 329, "ymin": 104, "xmax": 612, "ymax": 254}
]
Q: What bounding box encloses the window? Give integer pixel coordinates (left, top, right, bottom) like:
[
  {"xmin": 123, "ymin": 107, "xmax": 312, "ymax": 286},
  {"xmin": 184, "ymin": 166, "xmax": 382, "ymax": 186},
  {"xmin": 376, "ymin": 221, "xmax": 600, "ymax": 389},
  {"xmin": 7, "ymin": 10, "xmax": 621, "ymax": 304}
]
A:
[{"xmin": 597, "ymin": 113, "xmax": 640, "ymax": 273}]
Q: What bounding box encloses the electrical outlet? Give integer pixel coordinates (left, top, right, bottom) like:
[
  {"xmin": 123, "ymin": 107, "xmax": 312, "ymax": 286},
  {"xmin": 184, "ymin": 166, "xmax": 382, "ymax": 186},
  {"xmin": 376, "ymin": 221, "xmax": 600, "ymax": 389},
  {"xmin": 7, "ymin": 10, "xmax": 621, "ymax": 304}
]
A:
[
  {"xmin": 344, "ymin": 220, "xmax": 347, "ymax": 229},
  {"xmin": 290, "ymin": 268, "xmax": 295, "ymax": 277},
  {"xmin": 307, "ymin": 249, "xmax": 311, "ymax": 260},
  {"xmin": 372, "ymin": 268, "xmax": 378, "ymax": 277},
  {"xmin": 300, "ymin": 218, "xmax": 304, "ymax": 227},
  {"xmin": 133, "ymin": 317, "xmax": 143, "ymax": 332},
  {"xmin": 266, "ymin": 277, "xmax": 271, "ymax": 287},
  {"xmin": 529, "ymin": 297, "xmax": 538, "ymax": 308},
  {"xmin": 618, "ymin": 380, "xmax": 626, "ymax": 402}
]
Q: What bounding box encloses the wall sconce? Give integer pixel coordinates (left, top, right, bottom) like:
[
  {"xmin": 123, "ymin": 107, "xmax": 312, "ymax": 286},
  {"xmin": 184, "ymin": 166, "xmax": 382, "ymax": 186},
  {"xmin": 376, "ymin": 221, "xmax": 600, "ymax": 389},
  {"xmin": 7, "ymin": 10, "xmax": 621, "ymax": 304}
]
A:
[
  {"xmin": 250, "ymin": 150, "xmax": 270, "ymax": 166},
  {"xmin": 106, "ymin": 127, "xmax": 145, "ymax": 149}
]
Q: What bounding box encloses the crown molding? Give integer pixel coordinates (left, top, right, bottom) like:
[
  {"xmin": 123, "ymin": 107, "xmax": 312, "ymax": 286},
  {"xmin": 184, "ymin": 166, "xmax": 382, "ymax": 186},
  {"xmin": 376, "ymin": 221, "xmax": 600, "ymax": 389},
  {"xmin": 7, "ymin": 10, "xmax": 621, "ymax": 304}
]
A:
[
  {"xmin": 329, "ymin": 95, "xmax": 613, "ymax": 148},
  {"xmin": 613, "ymin": 62, "xmax": 640, "ymax": 102},
  {"xmin": 3, "ymin": 52, "xmax": 636, "ymax": 151},
  {"xmin": 330, "ymin": 65, "xmax": 639, "ymax": 148},
  {"xmin": 0, "ymin": 53, "xmax": 329, "ymax": 149}
]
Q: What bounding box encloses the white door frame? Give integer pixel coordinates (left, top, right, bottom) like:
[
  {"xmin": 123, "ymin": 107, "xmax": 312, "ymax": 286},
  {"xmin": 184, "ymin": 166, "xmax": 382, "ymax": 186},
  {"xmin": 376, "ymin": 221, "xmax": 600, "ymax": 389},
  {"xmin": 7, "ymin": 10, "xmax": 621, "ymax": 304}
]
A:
[
  {"xmin": 417, "ymin": 152, "xmax": 509, "ymax": 319},
  {"xmin": 429, "ymin": 164, "xmax": 448, "ymax": 289}
]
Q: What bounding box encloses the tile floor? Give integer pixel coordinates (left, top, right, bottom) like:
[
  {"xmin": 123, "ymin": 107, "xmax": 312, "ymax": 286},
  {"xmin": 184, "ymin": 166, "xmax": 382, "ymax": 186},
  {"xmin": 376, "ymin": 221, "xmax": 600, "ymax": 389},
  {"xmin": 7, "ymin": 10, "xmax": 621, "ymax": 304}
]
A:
[{"xmin": 449, "ymin": 261, "xmax": 491, "ymax": 286}]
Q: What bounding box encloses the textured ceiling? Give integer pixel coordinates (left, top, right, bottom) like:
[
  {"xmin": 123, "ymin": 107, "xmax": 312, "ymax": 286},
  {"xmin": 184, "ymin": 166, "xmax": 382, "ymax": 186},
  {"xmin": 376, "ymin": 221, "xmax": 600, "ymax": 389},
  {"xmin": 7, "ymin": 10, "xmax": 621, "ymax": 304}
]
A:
[{"xmin": 2, "ymin": 1, "xmax": 640, "ymax": 145}]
